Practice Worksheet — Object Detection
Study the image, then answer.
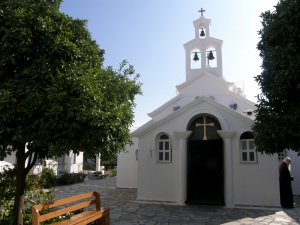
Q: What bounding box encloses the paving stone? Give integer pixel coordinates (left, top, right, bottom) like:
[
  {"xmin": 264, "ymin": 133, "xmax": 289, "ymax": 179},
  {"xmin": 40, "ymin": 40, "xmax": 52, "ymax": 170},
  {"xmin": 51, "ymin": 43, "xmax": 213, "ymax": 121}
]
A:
[
  {"xmin": 274, "ymin": 217, "xmax": 292, "ymax": 222},
  {"xmin": 53, "ymin": 177, "xmax": 300, "ymax": 225}
]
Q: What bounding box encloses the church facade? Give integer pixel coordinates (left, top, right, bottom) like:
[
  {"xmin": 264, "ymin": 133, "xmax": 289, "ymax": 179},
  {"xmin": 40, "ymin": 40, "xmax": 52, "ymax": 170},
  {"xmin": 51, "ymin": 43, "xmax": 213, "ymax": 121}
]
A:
[{"xmin": 117, "ymin": 9, "xmax": 280, "ymax": 208}]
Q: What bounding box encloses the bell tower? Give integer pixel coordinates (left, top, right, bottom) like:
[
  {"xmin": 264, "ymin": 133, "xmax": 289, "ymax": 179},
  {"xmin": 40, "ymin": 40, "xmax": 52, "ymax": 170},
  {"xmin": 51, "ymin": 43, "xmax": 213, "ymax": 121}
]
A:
[{"xmin": 183, "ymin": 8, "xmax": 224, "ymax": 81}]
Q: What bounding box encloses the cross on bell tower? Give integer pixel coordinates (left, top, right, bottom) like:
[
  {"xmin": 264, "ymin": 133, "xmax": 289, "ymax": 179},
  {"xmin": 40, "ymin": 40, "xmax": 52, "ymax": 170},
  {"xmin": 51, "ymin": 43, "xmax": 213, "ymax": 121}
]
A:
[{"xmin": 198, "ymin": 8, "xmax": 205, "ymax": 17}]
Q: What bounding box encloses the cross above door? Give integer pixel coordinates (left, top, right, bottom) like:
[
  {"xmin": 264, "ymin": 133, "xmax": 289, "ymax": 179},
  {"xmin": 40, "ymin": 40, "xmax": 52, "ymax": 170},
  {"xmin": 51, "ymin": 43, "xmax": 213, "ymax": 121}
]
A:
[{"xmin": 196, "ymin": 116, "xmax": 214, "ymax": 140}]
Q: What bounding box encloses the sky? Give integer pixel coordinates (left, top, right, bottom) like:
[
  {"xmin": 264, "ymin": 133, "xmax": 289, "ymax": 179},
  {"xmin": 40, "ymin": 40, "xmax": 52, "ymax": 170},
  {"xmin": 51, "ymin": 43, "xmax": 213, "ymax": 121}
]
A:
[{"xmin": 59, "ymin": 0, "xmax": 279, "ymax": 130}]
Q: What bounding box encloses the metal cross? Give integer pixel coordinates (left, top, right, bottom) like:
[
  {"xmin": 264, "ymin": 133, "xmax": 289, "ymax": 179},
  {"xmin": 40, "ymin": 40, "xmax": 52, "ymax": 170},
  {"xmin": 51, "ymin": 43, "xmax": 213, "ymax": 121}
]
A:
[
  {"xmin": 198, "ymin": 8, "xmax": 206, "ymax": 17},
  {"xmin": 196, "ymin": 116, "xmax": 214, "ymax": 140}
]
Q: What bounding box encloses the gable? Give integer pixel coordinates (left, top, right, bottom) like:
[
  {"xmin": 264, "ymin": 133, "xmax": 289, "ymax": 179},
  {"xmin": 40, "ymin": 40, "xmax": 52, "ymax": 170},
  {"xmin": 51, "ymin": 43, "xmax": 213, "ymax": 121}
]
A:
[
  {"xmin": 147, "ymin": 71, "xmax": 255, "ymax": 122},
  {"xmin": 132, "ymin": 96, "xmax": 254, "ymax": 137}
]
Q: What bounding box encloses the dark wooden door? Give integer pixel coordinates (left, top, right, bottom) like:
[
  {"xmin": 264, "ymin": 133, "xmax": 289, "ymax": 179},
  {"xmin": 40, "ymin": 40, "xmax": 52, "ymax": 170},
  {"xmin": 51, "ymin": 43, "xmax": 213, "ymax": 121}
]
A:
[{"xmin": 186, "ymin": 139, "xmax": 224, "ymax": 205}]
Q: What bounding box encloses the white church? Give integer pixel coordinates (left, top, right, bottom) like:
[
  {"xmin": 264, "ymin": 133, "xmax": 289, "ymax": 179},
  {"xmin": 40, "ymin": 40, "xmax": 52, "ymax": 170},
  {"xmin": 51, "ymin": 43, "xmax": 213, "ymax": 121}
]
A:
[{"xmin": 117, "ymin": 9, "xmax": 300, "ymax": 208}]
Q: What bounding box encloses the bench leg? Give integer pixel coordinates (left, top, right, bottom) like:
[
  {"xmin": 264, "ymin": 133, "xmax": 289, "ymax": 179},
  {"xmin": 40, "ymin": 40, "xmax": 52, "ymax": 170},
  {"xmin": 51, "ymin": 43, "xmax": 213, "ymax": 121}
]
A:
[{"xmin": 96, "ymin": 214, "xmax": 110, "ymax": 225}]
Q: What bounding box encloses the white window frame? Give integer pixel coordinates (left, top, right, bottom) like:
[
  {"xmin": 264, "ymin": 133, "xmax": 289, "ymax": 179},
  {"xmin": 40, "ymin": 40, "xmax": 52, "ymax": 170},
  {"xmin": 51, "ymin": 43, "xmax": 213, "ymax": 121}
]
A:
[
  {"xmin": 157, "ymin": 134, "xmax": 171, "ymax": 163},
  {"xmin": 278, "ymin": 151, "xmax": 286, "ymax": 162},
  {"xmin": 240, "ymin": 139, "xmax": 257, "ymax": 163}
]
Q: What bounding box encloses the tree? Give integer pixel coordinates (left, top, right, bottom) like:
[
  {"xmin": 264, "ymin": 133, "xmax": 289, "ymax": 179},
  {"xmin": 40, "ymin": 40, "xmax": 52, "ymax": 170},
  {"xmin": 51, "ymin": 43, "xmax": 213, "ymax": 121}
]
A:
[
  {"xmin": 0, "ymin": 0, "xmax": 141, "ymax": 224},
  {"xmin": 253, "ymin": 0, "xmax": 300, "ymax": 155}
]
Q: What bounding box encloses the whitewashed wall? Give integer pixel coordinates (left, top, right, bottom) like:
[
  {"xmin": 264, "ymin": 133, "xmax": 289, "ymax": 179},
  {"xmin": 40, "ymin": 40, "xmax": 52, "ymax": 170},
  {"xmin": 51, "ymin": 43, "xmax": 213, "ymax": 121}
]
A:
[
  {"xmin": 286, "ymin": 150, "xmax": 300, "ymax": 195},
  {"xmin": 68, "ymin": 151, "xmax": 84, "ymax": 173},
  {"xmin": 134, "ymin": 98, "xmax": 280, "ymax": 207},
  {"xmin": 116, "ymin": 137, "xmax": 138, "ymax": 189},
  {"xmin": 136, "ymin": 129, "xmax": 179, "ymax": 203}
]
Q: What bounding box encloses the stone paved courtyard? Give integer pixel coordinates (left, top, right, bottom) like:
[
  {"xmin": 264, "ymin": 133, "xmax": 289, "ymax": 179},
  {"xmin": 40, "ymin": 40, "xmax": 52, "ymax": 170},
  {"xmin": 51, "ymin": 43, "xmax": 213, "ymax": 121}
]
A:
[{"xmin": 53, "ymin": 177, "xmax": 300, "ymax": 225}]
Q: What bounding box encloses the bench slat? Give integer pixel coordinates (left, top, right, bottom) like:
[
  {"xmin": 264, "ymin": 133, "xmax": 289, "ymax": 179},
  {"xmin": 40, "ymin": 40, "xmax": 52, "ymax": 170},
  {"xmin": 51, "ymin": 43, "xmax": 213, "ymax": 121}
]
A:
[
  {"xmin": 32, "ymin": 192, "xmax": 99, "ymax": 211},
  {"xmin": 38, "ymin": 199, "xmax": 96, "ymax": 222},
  {"xmin": 31, "ymin": 191, "xmax": 109, "ymax": 225},
  {"xmin": 51, "ymin": 208, "xmax": 110, "ymax": 225}
]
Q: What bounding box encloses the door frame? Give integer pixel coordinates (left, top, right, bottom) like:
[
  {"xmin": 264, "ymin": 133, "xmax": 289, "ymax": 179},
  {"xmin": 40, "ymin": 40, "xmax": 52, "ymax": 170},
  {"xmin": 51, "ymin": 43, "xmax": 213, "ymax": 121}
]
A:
[{"xmin": 186, "ymin": 139, "xmax": 224, "ymax": 205}]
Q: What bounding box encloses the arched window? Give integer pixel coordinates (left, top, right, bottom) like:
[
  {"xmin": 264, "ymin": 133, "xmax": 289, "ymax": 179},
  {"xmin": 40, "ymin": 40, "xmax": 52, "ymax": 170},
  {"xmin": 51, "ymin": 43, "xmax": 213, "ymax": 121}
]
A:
[
  {"xmin": 199, "ymin": 25, "xmax": 206, "ymax": 39},
  {"xmin": 157, "ymin": 134, "xmax": 171, "ymax": 162},
  {"xmin": 240, "ymin": 132, "xmax": 257, "ymax": 163}
]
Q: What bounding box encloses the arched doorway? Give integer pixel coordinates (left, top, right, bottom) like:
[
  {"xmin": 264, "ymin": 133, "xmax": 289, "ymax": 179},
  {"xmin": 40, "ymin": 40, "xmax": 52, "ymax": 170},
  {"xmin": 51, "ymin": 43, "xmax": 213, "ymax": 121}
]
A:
[{"xmin": 186, "ymin": 114, "xmax": 224, "ymax": 205}]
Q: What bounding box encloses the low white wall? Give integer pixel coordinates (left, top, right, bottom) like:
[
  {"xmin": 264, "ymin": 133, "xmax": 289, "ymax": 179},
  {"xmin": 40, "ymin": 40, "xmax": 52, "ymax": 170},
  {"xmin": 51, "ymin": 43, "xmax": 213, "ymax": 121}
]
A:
[
  {"xmin": 0, "ymin": 160, "xmax": 14, "ymax": 172},
  {"xmin": 67, "ymin": 151, "xmax": 84, "ymax": 173},
  {"xmin": 116, "ymin": 137, "xmax": 138, "ymax": 189},
  {"xmin": 71, "ymin": 152, "xmax": 84, "ymax": 173}
]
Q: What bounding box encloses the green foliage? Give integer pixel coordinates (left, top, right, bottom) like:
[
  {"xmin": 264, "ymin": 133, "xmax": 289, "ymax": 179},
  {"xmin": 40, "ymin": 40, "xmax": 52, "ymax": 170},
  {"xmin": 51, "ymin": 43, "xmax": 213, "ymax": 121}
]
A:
[
  {"xmin": 0, "ymin": 167, "xmax": 54, "ymax": 224},
  {"xmin": 0, "ymin": 0, "xmax": 141, "ymax": 161},
  {"xmin": 0, "ymin": 0, "xmax": 141, "ymax": 222},
  {"xmin": 22, "ymin": 188, "xmax": 55, "ymax": 224},
  {"xmin": 104, "ymin": 169, "xmax": 117, "ymax": 177},
  {"xmin": 253, "ymin": 0, "xmax": 300, "ymax": 154},
  {"xmin": 26, "ymin": 174, "xmax": 40, "ymax": 190},
  {"xmin": 0, "ymin": 166, "xmax": 16, "ymax": 221},
  {"xmin": 0, "ymin": 166, "xmax": 16, "ymax": 201},
  {"xmin": 56, "ymin": 171, "xmax": 85, "ymax": 185},
  {"xmin": 83, "ymin": 161, "xmax": 95, "ymax": 170},
  {"xmin": 101, "ymin": 156, "xmax": 117, "ymax": 166},
  {"xmin": 41, "ymin": 168, "xmax": 56, "ymax": 188}
]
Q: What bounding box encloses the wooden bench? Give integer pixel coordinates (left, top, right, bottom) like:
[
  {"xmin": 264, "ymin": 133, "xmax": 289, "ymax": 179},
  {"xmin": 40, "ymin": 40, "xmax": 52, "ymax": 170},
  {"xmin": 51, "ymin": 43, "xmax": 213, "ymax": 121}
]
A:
[{"xmin": 31, "ymin": 191, "xmax": 110, "ymax": 225}]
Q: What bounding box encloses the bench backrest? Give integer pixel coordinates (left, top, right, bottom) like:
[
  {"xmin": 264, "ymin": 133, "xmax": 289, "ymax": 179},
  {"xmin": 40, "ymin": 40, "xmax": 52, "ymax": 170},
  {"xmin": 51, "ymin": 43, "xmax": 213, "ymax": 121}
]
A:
[{"xmin": 31, "ymin": 191, "xmax": 101, "ymax": 224}]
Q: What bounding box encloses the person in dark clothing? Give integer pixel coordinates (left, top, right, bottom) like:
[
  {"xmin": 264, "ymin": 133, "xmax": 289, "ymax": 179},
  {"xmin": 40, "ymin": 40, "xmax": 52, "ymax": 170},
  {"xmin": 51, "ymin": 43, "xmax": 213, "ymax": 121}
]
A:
[{"xmin": 279, "ymin": 157, "xmax": 294, "ymax": 208}]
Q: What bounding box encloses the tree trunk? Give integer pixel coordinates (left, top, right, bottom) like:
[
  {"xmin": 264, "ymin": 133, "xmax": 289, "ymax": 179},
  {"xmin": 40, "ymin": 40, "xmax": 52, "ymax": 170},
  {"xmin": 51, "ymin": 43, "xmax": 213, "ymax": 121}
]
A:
[
  {"xmin": 12, "ymin": 143, "xmax": 27, "ymax": 225},
  {"xmin": 12, "ymin": 143, "xmax": 37, "ymax": 225}
]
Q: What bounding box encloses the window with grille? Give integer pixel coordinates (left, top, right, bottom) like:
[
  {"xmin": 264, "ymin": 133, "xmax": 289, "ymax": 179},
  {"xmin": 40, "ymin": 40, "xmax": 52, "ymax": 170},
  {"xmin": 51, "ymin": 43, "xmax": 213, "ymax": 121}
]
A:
[
  {"xmin": 240, "ymin": 132, "xmax": 257, "ymax": 163},
  {"xmin": 240, "ymin": 139, "xmax": 257, "ymax": 163},
  {"xmin": 278, "ymin": 152, "xmax": 285, "ymax": 162},
  {"xmin": 157, "ymin": 134, "xmax": 171, "ymax": 162}
]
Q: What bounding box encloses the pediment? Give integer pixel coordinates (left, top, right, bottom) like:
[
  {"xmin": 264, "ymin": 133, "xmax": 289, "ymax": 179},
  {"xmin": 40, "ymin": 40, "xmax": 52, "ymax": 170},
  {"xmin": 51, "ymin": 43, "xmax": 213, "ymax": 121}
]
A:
[
  {"xmin": 131, "ymin": 95, "xmax": 253, "ymax": 137},
  {"xmin": 147, "ymin": 94, "xmax": 182, "ymax": 118}
]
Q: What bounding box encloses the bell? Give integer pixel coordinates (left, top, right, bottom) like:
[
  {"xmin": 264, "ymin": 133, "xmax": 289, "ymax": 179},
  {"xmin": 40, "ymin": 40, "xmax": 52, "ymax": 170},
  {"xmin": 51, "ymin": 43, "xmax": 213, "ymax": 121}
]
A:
[
  {"xmin": 207, "ymin": 51, "xmax": 215, "ymax": 60},
  {"xmin": 200, "ymin": 28, "xmax": 205, "ymax": 37},
  {"xmin": 193, "ymin": 52, "xmax": 199, "ymax": 61}
]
